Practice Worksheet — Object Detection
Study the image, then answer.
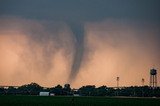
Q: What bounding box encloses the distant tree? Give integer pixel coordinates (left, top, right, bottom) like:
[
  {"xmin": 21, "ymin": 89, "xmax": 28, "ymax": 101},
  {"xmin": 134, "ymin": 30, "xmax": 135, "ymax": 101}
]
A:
[
  {"xmin": 95, "ymin": 86, "xmax": 107, "ymax": 96},
  {"xmin": 78, "ymin": 85, "xmax": 96, "ymax": 96},
  {"xmin": 118, "ymin": 87, "xmax": 132, "ymax": 96},
  {"xmin": 106, "ymin": 88, "xmax": 115, "ymax": 96},
  {"xmin": 7, "ymin": 87, "xmax": 17, "ymax": 95},
  {"xmin": 63, "ymin": 84, "xmax": 71, "ymax": 95},
  {"xmin": 0, "ymin": 87, "xmax": 5, "ymax": 95},
  {"xmin": 154, "ymin": 87, "xmax": 160, "ymax": 97},
  {"xmin": 18, "ymin": 82, "xmax": 43, "ymax": 95},
  {"xmin": 51, "ymin": 85, "xmax": 63, "ymax": 95}
]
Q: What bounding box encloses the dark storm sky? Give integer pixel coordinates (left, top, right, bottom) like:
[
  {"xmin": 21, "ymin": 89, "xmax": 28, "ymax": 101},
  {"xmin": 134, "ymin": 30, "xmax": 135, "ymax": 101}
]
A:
[{"xmin": 1, "ymin": 0, "xmax": 160, "ymax": 22}]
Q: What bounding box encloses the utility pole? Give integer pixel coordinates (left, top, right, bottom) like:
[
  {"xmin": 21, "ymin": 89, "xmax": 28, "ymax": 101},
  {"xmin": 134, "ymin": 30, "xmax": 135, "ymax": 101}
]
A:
[
  {"xmin": 116, "ymin": 77, "xmax": 119, "ymax": 88},
  {"xmin": 142, "ymin": 78, "xmax": 145, "ymax": 86},
  {"xmin": 141, "ymin": 78, "xmax": 145, "ymax": 97},
  {"xmin": 116, "ymin": 77, "xmax": 120, "ymax": 96}
]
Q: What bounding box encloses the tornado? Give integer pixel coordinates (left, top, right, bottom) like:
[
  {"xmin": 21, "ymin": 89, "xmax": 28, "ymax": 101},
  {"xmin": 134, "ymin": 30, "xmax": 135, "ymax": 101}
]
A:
[{"xmin": 68, "ymin": 22, "xmax": 85, "ymax": 83}]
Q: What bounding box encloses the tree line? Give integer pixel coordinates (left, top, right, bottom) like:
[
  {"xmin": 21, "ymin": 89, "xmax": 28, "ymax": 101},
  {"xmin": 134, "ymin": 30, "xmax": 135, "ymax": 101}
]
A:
[{"xmin": 0, "ymin": 82, "xmax": 160, "ymax": 97}]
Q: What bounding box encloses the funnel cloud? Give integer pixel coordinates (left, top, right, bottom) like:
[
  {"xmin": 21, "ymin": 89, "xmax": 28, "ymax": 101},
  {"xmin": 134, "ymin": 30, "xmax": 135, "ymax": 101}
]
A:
[{"xmin": 68, "ymin": 23, "xmax": 85, "ymax": 82}]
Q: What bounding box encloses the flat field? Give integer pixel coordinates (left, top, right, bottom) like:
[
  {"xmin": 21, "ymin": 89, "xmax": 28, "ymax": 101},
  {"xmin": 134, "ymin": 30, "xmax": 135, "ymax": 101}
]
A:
[{"xmin": 0, "ymin": 95, "xmax": 160, "ymax": 106}]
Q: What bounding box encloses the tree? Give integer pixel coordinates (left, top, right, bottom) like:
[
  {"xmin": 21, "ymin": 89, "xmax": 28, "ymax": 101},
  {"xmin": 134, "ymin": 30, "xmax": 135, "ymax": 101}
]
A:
[
  {"xmin": 51, "ymin": 85, "xmax": 63, "ymax": 95},
  {"xmin": 18, "ymin": 82, "xmax": 43, "ymax": 95},
  {"xmin": 0, "ymin": 87, "xmax": 5, "ymax": 95},
  {"xmin": 7, "ymin": 87, "xmax": 17, "ymax": 95},
  {"xmin": 78, "ymin": 85, "xmax": 96, "ymax": 96},
  {"xmin": 63, "ymin": 84, "xmax": 71, "ymax": 95},
  {"xmin": 95, "ymin": 86, "xmax": 107, "ymax": 96}
]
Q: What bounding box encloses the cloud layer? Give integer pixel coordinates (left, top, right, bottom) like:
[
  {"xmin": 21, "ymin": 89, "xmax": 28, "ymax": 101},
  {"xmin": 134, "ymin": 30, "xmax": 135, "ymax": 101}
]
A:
[{"xmin": 0, "ymin": 17, "xmax": 160, "ymax": 88}]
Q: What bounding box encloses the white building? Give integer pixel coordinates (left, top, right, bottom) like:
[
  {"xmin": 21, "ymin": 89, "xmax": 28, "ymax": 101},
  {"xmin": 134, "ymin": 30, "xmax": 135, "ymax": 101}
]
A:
[{"xmin": 39, "ymin": 92, "xmax": 50, "ymax": 96}]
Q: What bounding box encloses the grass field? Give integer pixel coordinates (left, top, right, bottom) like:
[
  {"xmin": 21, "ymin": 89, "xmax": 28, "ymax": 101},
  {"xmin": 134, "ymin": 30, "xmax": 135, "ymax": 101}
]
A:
[{"xmin": 0, "ymin": 95, "xmax": 160, "ymax": 106}]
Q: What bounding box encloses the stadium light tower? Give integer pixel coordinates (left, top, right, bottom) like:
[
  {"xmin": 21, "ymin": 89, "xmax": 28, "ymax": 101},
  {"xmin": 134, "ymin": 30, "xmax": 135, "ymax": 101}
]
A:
[
  {"xmin": 116, "ymin": 77, "xmax": 119, "ymax": 88},
  {"xmin": 141, "ymin": 78, "xmax": 145, "ymax": 86}
]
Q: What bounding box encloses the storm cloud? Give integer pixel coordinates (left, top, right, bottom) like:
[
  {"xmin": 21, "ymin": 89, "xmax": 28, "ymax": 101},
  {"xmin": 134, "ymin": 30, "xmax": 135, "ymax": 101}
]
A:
[{"xmin": 0, "ymin": 0, "xmax": 160, "ymax": 87}]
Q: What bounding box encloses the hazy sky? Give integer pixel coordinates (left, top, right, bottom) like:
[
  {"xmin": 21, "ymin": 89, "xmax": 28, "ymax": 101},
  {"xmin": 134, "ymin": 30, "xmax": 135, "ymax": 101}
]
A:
[{"xmin": 0, "ymin": 0, "xmax": 160, "ymax": 88}]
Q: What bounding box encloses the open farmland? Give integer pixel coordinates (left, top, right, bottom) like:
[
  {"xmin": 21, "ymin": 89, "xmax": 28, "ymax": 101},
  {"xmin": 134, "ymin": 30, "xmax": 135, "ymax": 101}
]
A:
[{"xmin": 0, "ymin": 96, "xmax": 160, "ymax": 106}]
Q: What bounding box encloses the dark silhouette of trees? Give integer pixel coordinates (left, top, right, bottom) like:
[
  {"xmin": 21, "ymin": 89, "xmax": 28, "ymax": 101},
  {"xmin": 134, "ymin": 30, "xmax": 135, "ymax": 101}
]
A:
[
  {"xmin": 78, "ymin": 85, "xmax": 96, "ymax": 96},
  {"xmin": 63, "ymin": 84, "xmax": 71, "ymax": 95},
  {"xmin": 1, "ymin": 83, "xmax": 160, "ymax": 97},
  {"xmin": 95, "ymin": 86, "xmax": 107, "ymax": 96},
  {"xmin": 50, "ymin": 84, "xmax": 63, "ymax": 95},
  {"xmin": 7, "ymin": 87, "xmax": 17, "ymax": 95},
  {"xmin": 0, "ymin": 87, "xmax": 5, "ymax": 95},
  {"xmin": 17, "ymin": 82, "xmax": 43, "ymax": 95},
  {"xmin": 50, "ymin": 84, "xmax": 72, "ymax": 95}
]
